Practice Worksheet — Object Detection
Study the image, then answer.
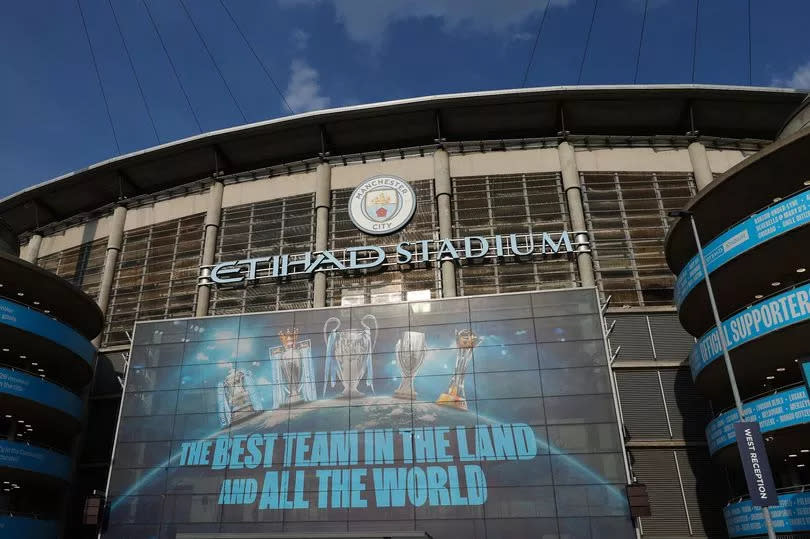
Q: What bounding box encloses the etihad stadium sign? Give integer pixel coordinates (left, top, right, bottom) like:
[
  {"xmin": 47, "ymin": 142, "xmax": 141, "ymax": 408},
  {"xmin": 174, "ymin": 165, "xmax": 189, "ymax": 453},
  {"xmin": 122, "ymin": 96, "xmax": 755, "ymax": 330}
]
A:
[{"xmin": 202, "ymin": 230, "xmax": 577, "ymax": 286}]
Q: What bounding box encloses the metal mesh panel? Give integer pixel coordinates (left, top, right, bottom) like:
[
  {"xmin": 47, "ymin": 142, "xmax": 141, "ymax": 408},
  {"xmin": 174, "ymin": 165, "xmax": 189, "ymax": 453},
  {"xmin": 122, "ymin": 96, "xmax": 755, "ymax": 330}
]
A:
[
  {"xmin": 631, "ymin": 449, "xmax": 691, "ymax": 536},
  {"xmin": 582, "ymin": 172, "xmax": 696, "ymax": 307},
  {"xmin": 659, "ymin": 369, "xmax": 713, "ymax": 441},
  {"xmin": 452, "ymin": 173, "xmax": 577, "ymax": 296},
  {"xmin": 210, "ymin": 194, "xmax": 315, "ymax": 315},
  {"xmin": 616, "ymin": 370, "xmax": 671, "ymax": 439},
  {"xmin": 37, "ymin": 237, "xmax": 108, "ymax": 299},
  {"xmin": 326, "ymin": 179, "xmax": 439, "ymax": 305},
  {"xmin": 103, "ymin": 214, "xmax": 205, "ymax": 346}
]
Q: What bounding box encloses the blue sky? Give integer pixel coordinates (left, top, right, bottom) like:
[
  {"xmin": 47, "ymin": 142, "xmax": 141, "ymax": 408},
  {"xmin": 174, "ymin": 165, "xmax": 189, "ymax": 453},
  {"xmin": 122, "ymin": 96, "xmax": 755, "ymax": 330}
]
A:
[{"xmin": 1, "ymin": 0, "xmax": 808, "ymax": 199}]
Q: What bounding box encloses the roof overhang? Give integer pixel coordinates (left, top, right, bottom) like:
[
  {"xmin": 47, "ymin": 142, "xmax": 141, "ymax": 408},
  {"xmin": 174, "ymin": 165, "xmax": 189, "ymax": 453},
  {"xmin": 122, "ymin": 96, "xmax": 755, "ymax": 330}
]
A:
[{"xmin": 3, "ymin": 84, "xmax": 806, "ymax": 236}]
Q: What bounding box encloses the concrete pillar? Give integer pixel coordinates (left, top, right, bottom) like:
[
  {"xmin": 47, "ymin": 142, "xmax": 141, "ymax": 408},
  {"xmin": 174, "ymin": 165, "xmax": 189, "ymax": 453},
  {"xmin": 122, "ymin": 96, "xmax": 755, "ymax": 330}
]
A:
[
  {"xmin": 95, "ymin": 205, "xmax": 127, "ymax": 320},
  {"xmin": 313, "ymin": 163, "xmax": 331, "ymax": 307},
  {"xmin": 195, "ymin": 181, "xmax": 225, "ymax": 318},
  {"xmin": 558, "ymin": 142, "xmax": 595, "ymax": 287},
  {"xmin": 688, "ymin": 141, "xmax": 714, "ymax": 191},
  {"xmin": 22, "ymin": 233, "xmax": 42, "ymax": 263},
  {"xmin": 434, "ymin": 149, "xmax": 457, "ymax": 298}
]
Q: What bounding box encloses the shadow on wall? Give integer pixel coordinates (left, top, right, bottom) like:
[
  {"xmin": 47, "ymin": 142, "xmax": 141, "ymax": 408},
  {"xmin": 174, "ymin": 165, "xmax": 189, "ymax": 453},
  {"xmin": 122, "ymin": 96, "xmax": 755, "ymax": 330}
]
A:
[{"xmin": 674, "ymin": 367, "xmax": 732, "ymax": 538}]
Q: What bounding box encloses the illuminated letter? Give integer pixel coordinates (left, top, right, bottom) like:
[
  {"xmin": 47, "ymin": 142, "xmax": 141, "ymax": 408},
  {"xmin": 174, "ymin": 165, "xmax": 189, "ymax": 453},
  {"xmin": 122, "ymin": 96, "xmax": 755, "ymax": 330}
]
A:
[
  {"xmin": 463, "ymin": 236, "xmax": 489, "ymax": 259},
  {"xmin": 541, "ymin": 231, "xmax": 573, "ymax": 254},
  {"xmin": 210, "ymin": 262, "xmax": 244, "ymax": 284},
  {"xmin": 396, "ymin": 242, "xmax": 414, "ymax": 264},
  {"xmin": 347, "ymin": 246, "xmax": 385, "ymax": 270}
]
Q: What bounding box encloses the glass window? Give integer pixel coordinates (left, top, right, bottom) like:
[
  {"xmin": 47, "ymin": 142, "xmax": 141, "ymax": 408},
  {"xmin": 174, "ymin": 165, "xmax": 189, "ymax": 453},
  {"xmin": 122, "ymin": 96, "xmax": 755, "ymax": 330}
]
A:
[{"xmin": 540, "ymin": 367, "xmax": 612, "ymax": 397}]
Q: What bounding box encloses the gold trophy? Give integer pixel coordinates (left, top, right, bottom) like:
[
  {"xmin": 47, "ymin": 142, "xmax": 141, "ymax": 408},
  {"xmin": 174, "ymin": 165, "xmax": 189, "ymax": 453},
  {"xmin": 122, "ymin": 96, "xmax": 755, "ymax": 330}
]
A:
[{"xmin": 436, "ymin": 328, "xmax": 480, "ymax": 411}]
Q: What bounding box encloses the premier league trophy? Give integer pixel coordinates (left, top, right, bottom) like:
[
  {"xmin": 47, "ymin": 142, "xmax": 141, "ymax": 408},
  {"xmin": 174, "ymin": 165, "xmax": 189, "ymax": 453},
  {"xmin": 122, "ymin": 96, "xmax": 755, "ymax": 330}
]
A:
[
  {"xmin": 323, "ymin": 314, "xmax": 377, "ymax": 398},
  {"xmin": 269, "ymin": 328, "xmax": 317, "ymax": 408},
  {"xmin": 436, "ymin": 328, "xmax": 481, "ymax": 411},
  {"xmin": 216, "ymin": 366, "xmax": 262, "ymax": 427},
  {"xmin": 393, "ymin": 331, "xmax": 427, "ymax": 399}
]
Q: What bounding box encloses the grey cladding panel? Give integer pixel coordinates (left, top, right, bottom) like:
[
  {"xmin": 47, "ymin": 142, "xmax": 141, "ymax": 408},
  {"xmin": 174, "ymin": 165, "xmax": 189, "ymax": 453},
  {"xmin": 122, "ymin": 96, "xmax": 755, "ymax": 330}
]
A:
[
  {"xmin": 608, "ymin": 314, "xmax": 654, "ymax": 361},
  {"xmin": 615, "ymin": 370, "xmax": 670, "ymax": 439},
  {"xmin": 648, "ymin": 313, "xmax": 695, "ymax": 361},
  {"xmin": 630, "ymin": 449, "xmax": 690, "ymax": 537},
  {"xmin": 659, "ymin": 368, "xmax": 713, "ymax": 441}
]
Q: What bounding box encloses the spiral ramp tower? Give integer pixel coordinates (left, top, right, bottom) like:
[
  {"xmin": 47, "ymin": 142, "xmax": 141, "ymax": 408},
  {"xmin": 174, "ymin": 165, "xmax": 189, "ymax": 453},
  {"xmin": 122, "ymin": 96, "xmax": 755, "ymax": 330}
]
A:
[
  {"xmin": 666, "ymin": 99, "xmax": 810, "ymax": 537},
  {"xmin": 0, "ymin": 231, "xmax": 103, "ymax": 537}
]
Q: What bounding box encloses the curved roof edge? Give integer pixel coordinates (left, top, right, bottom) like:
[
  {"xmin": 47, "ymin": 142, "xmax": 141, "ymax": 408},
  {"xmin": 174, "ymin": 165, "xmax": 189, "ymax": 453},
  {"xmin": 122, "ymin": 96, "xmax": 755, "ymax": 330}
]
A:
[
  {"xmin": 0, "ymin": 252, "xmax": 104, "ymax": 339},
  {"xmin": 3, "ymin": 84, "xmax": 806, "ymax": 236},
  {"xmin": 665, "ymin": 125, "xmax": 810, "ymax": 272}
]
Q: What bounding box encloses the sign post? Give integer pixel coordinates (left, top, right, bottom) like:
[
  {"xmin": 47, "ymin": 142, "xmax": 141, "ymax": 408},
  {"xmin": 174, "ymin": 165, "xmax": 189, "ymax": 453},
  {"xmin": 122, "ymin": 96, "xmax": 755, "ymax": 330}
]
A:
[{"xmin": 733, "ymin": 422, "xmax": 778, "ymax": 507}]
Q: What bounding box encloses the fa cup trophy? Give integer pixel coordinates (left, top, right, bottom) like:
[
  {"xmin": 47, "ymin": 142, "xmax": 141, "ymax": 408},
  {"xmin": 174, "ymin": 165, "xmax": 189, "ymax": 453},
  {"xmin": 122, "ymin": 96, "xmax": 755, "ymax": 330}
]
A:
[
  {"xmin": 436, "ymin": 328, "xmax": 481, "ymax": 411},
  {"xmin": 323, "ymin": 314, "xmax": 377, "ymax": 398},
  {"xmin": 393, "ymin": 331, "xmax": 427, "ymax": 399},
  {"xmin": 216, "ymin": 366, "xmax": 262, "ymax": 427},
  {"xmin": 269, "ymin": 328, "xmax": 317, "ymax": 407}
]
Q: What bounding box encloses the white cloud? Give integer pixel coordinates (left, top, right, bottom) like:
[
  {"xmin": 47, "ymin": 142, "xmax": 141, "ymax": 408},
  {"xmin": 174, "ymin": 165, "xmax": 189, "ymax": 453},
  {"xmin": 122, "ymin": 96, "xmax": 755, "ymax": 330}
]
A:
[
  {"xmin": 772, "ymin": 61, "xmax": 810, "ymax": 90},
  {"xmin": 291, "ymin": 28, "xmax": 310, "ymax": 51},
  {"xmin": 284, "ymin": 59, "xmax": 331, "ymax": 113},
  {"xmin": 279, "ymin": 0, "xmax": 574, "ymax": 48}
]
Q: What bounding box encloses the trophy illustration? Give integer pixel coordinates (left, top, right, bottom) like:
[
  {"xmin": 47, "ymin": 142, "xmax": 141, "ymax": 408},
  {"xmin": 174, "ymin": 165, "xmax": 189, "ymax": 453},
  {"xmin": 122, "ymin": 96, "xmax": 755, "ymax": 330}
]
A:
[
  {"xmin": 436, "ymin": 328, "xmax": 481, "ymax": 411},
  {"xmin": 269, "ymin": 328, "xmax": 317, "ymax": 408},
  {"xmin": 393, "ymin": 331, "xmax": 427, "ymax": 399},
  {"xmin": 323, "ymin": 314, "xmax": 377, "ymax": 398},
  {"xmin": 216, "ymin": 366, "xmax": 262, "ymax": 427}
]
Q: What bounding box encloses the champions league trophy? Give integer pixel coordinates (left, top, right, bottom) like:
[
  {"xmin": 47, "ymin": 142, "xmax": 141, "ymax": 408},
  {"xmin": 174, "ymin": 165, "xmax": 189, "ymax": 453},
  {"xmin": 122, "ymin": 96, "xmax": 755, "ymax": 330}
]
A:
[
  {"xmin": 216, "ymin": 366, "xmax": 262, "ymax": 427},
  {"xmin": 393, "ymin": 331, "xmax": 427, "ymax": 399},
  {"xmin": 269, "ymin": 328, "xmax": 317, "ymax": 407},
  {"xmin": 323, "ymin": 314, "xmax": 377, "ymax": 398},
  {"xmin": 436, "ymin": 328, "xmax": 481, "ymax": 411}
]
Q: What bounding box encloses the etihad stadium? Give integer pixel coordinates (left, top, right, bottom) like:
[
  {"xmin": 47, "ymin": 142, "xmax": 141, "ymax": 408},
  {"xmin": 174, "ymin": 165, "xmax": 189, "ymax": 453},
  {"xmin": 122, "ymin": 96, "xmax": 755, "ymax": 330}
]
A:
[{"xmin": 0, "ymin": 85, "xmax": 809, "ymax": 538}]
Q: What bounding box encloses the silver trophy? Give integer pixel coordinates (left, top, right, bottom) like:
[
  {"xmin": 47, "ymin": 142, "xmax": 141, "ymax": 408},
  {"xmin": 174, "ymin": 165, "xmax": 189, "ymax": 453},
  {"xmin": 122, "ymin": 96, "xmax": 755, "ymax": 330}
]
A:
[
  {"xmin": 269, "ymin": 328, "xmax": 317, "ymax": 408},
  {"xmin": 323, "ymin": 314, "xmax": 377, "ymax": 398},
  {"xmin": 393, "ymin": 331, "xmax": 427, "ymax": 399},
  {"xmin": 216, "ymin": 366, "xmax": 262, "ymax": 427}
]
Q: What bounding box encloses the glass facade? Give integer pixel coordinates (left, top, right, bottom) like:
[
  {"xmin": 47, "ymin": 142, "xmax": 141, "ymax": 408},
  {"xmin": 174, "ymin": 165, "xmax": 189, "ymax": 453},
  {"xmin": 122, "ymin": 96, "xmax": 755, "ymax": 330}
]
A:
[
  {"xmin": 452, "ymin": 173, "xmax": 577, "ymax": 296},
  {"xmin": 327, "ymin": 179, "xmax": 440, "ymax": 306},
  {"xmin": 103, "ymin": 215, "xmax": 206, "ymax": 347},
  {"xmin": 105, "ymin": 288, "xmax": 634, "ymax": 538},
  {"xmin": 210, "ymin": 194, "xmax": 316, "ymax": 315},
  {"xmin": 581, "ymin": 172, "xmax": 696, "ymax": 307},
  {"xmin": 38, "ymin": 237, "xmax": 108, "ymax": 300}
]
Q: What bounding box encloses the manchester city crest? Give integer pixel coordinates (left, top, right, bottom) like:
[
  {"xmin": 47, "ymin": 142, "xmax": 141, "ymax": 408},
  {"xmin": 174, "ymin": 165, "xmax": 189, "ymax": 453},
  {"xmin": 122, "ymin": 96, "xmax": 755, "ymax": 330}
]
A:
[{"xmin": 348, "ymin": 175, "xmax": 416, "ymax": 235}]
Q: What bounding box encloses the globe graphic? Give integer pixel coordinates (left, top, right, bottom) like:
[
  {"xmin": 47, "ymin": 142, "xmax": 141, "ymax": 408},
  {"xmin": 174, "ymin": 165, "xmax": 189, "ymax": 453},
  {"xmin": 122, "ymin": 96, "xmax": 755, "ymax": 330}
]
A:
[{"xmin": 229, "ymin": 395, "xmax": 484, "ymax": 436}]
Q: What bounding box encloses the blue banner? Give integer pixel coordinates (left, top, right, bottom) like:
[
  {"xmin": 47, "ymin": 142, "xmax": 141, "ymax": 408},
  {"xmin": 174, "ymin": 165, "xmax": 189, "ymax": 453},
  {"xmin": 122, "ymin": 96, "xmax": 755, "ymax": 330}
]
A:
[
  {"xmin": 0, "ymin": 297, "xmax": 95, "ymax": 365},
  {"xmin": 725, "ymin": 491, "xmax": 810, "ymax": 537},
  {"xmin": 0, "ymin": 440, "xmax": 72, "ymax": 481},
  {"xmin": 0, "ymin": 516, "xmax": 59, "ymax": 538},
  {"xmin": 706, "ymin": 386, "xmax": 810, "ymax": 454},
  {"xmin": 0, "ymin": 367, "xmax": 82, "ymax": 419},
  {"xmin": 674, "ymin": 190, "xmax": 810, "ymax": 307},
  {"xmin": 690, "ymin": 282, "xmax": 810, "ymax": 378}
]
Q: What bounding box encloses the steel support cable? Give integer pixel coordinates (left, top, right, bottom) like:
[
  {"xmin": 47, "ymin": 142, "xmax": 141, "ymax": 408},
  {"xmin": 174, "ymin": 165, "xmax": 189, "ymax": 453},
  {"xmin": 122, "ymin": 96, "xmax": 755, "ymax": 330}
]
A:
[
  {"xmin": 75, "ymin": 0, "xmax": 120, "ymax": 153},
  {"xmin": 521, "ymin": 0, "xmax": 551, "ymax": 87},
  {"xmin": 218, "ymin": 0, "xmax": 295, "ymax": 116},
  {"xmin": 177, "ymin": 0, "xmax": 248, "ymax": 123},
  {"xmin": 633, "ymin": 0, "xmax": 649, "ymax": 83},
  {"xmin": 747, "ymin": 0, "xmax": 753, "ymax": 85},
  {"xmin": 140, "ymin": 0, "xmax": 202, "ymax": 133},
  {"xmin": 691, "ymin": 0, "xmax": 700, "ymax": 83},
  {"xmin": 107, "ymin": 0, "xmax": 160, "ymax": 144},
  {"xmin": 577, "ymin": 0, "xmax": 600, "ymax": 84}
]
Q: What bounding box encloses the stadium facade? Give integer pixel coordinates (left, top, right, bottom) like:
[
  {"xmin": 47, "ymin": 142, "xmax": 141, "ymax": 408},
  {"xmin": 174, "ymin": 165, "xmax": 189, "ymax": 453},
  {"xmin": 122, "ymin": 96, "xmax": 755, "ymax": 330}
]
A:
[{"xmin": 0, "ymin": 85, "xmax": 808, "ymax": 539}]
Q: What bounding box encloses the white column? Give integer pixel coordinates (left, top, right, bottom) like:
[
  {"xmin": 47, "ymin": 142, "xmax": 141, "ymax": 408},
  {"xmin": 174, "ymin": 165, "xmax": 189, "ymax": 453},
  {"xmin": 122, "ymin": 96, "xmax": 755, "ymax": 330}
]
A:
[
  {"xmin": 96, "ymin": 205, "xmax": 127, "ymax": 318},
  {"xmin": 688, "ymin": 141, "xmax": 714, "ymax": 191},
  {"xmin": 313, "ymin": 163, "xmax": 331, "ymax": 307},
  {"xmin": 22, "ymin": 233, "xmax": 42, "ymax": 263},
  {"xmin": 195, "ymin": 180, "xmax": 224, "ymax": 317},
  {"xmin": 558, "ymin": 141, "xmax": 595, "ymax": 287},
  {"xmin": 434, "ymin": 149, "xmax": 457, "ymax": 298}
]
